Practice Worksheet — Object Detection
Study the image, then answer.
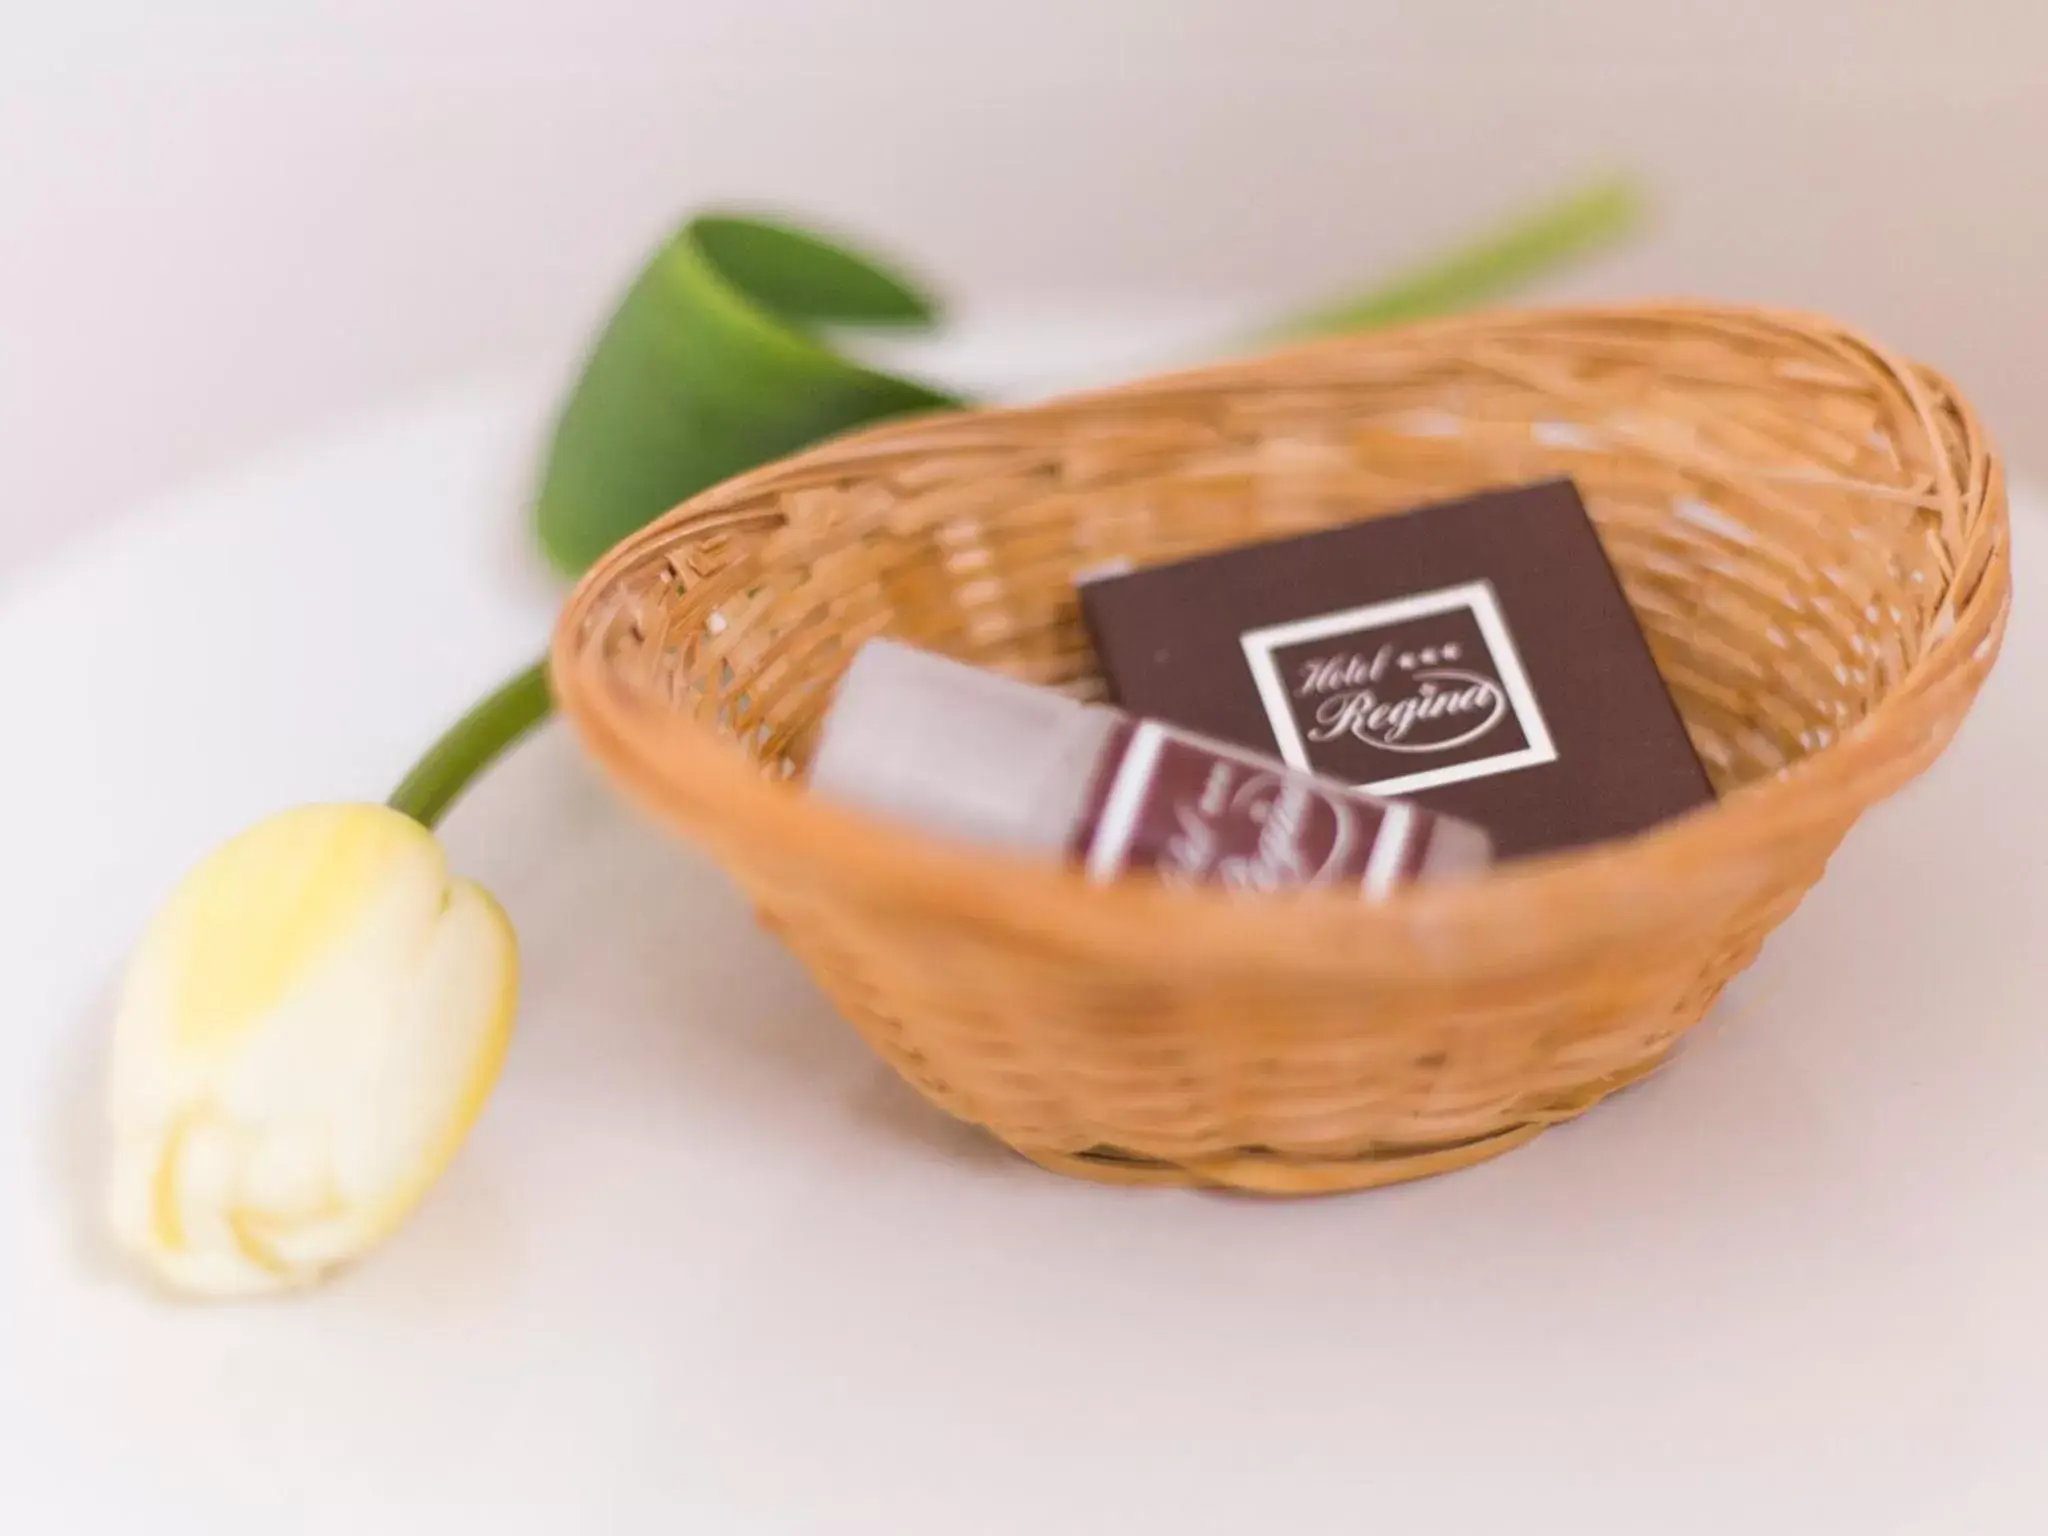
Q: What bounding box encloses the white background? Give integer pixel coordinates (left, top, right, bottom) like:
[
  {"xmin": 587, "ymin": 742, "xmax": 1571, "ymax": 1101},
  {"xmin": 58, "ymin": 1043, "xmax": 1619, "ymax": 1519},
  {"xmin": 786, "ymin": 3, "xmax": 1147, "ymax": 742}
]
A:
[{"xmin": 3, "ymin": 0, "xmax": 2045, "ymax": 576}]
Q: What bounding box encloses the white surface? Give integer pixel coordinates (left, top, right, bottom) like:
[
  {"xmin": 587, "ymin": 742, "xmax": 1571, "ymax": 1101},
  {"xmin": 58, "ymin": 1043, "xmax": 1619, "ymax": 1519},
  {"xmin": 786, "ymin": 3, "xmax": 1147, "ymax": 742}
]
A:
[
  {"xmin": 7, "ymin": 0, "xmax": 2048, "ymax": 577},
  {"xmin": 3, "ymin": 357, "xmax": 2047, "ymax": 1533}
]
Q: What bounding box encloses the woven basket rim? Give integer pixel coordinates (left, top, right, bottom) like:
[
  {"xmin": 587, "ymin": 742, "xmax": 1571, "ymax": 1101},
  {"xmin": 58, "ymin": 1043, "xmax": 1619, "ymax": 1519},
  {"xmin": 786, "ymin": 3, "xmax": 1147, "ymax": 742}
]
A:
[{"xmin": 554, "ymin": 301, "xmax": 2010, "ymax": 981}]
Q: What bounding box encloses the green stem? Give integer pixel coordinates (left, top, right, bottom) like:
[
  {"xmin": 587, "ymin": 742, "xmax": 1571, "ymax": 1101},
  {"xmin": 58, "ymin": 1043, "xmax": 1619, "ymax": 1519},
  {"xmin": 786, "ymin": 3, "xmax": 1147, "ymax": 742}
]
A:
[
  {"xmin": 1267, "ymin": 175, "xmax": 1644, "ymax": 340},
  {"xmin": 387, "ymin": 660, "xmax": 554, "ymax": 830}
]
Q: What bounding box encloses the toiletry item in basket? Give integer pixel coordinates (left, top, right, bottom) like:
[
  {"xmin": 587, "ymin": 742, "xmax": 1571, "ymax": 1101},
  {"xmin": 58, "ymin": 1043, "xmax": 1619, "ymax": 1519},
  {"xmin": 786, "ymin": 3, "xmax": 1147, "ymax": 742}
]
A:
[
  {"xmin": 808, "ymin": 639, "xmax": 1490, "ymax": 896},
  {"xmin": 1080, "ymin": 479, "xmax": 1715, "ymax": 859}
]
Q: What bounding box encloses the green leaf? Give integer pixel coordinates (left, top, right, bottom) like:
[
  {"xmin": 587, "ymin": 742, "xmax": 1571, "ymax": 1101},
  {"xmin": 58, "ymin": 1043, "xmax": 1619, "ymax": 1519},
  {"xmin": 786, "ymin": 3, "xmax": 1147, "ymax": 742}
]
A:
[
  {"xmin": 1270, "ymin": 176, "xmax": 1645, "ymax": 339},
  {"xmin": 534, "ymin": 212, "xmax": 961, "ymax": 574},
  {"xmin": 535, "ymin": 182, "xmax": 1642, "ymax": 575}
]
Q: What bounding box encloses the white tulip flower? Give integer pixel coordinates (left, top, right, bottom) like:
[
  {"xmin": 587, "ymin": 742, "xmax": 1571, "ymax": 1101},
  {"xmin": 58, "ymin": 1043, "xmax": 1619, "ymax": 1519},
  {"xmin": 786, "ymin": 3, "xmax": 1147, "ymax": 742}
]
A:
[
  {"xmin": 106, "ymin": 803, "xmax": 517, "ymax": 1297},
  {"xmin": 105, "ymin": 663, "xmax": 549, "ymax": 1299}
]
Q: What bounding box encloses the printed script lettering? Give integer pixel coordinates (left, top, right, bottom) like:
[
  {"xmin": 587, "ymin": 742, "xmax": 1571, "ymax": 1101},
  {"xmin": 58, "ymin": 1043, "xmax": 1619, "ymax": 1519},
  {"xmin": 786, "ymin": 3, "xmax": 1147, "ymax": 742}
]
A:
[
  {"xmin": 1159, "ymin": 760, "xmax": 1233, "ymax": 883},
  {"xmin": 1295, "ymin": 642, "xmax": 1506, "ymax": 754},
  {"xmin": 1157, "ymin": 756, "xmax": 1357, "ymax": 891}
]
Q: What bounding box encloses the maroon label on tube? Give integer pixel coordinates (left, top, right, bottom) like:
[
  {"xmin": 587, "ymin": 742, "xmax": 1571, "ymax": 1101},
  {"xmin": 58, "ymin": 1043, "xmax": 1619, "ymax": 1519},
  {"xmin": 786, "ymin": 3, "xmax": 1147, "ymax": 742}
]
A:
[{"xmin": 1071, "ymin": 720, "xmax": 1435, "ymax": 897}]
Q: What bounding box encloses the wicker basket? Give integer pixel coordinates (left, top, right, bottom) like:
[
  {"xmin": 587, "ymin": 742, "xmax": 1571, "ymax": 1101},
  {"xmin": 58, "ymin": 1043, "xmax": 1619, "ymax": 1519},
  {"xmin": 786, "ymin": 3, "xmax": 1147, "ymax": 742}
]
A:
[{"xmin": 553, "ymin": 303, "xmax": 2009, "ymax": 1194}]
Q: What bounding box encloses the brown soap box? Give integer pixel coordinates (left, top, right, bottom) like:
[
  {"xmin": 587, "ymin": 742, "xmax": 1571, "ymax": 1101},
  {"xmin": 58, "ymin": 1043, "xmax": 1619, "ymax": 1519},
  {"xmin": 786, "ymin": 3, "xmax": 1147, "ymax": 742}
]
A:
[
  {"xmin": 552, "ymin": 304, "xmax": 2008, "ymax": 1196},
  {"xmin": 1080, "ymin": 479, "xmax": 1717, "ymax": 859}
]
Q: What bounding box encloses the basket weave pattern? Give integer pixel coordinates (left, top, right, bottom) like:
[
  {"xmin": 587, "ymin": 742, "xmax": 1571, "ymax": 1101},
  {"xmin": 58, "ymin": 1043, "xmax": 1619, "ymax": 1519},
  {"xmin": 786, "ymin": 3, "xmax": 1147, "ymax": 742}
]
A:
[{"xmin": 555, "ymin": 305, "xmax": 2008, "ymax": 1194}]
